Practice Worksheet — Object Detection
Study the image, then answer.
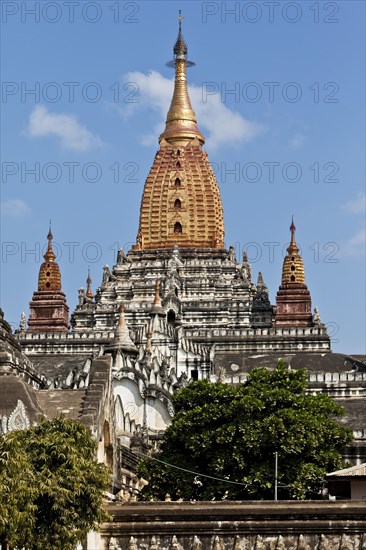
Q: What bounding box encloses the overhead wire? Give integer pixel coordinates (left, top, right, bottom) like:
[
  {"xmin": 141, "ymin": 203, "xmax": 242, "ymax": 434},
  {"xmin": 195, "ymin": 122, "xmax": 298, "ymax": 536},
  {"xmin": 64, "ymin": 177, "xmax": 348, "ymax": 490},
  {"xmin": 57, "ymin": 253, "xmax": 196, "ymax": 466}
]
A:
[{"xmin": 134, "ymin": 451, "xmax": 332, "ymax": 498}]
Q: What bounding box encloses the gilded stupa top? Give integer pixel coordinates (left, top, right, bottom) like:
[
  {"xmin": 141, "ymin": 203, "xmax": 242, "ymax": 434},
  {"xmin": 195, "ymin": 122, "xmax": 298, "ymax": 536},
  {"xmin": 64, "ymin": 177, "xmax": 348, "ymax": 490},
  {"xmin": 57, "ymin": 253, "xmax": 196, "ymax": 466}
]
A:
[
  {"xmin": 38, "ymin": 223, "xmax": 62, "ymax": 291},
  {"xmin": 134, "ymin": 14, "xmax": 225, "ymax": 250},
  {"xmin": 159, "ymin": 11, "xmax": 205, "ymax": 147},
  {"xmin": 281, "ymin": 218, "xmax": 305, "ymax": 285}
]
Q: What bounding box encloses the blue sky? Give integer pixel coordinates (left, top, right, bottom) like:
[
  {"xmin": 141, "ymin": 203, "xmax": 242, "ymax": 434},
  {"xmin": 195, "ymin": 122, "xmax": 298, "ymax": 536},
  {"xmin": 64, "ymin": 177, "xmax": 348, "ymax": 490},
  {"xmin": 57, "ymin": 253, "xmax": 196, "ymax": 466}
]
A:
[{"xmin": 1, "ymin": 1, "xmax": 365, "ymax": 354}]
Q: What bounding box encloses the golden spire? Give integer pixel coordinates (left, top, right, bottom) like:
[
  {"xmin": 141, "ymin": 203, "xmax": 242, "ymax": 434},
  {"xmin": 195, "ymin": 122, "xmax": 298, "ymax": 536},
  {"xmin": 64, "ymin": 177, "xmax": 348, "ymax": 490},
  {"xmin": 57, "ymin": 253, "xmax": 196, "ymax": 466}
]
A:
[
  {"xmin": 159, "ymin": 11, "xmax": 205, "ymax": 146},
  {"xmin": 281, "ymin": 217, "xmax": 305, "ymax": 285},
  {"xmin": 85, "ymin": 268, "xmax": 93, "ymax": 299},
  {"xmin": 287, "ymin": 216, "xmax": 300, "ymax": 255},
  {"xmin": 38, "ymin": 222, "xmax": 61, "ymax": 291},
  {"xmin": 44, "ymin": 221, "xmax": 56, "ymax": 262},
  {"xmin": 133, "ymin": 14, "xmax": 225, "ymax": 250}
]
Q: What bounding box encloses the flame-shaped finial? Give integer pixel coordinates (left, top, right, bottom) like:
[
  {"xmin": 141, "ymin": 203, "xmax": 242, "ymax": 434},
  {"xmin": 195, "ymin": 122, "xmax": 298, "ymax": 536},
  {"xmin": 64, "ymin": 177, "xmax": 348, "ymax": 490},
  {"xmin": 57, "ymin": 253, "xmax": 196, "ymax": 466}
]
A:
[
  {"xmin": 86, "ymin": 268, "xmax": 93, "ymax": 299},
  {"xmin": 44, "ymin": 221, "xmax": 56, "ymax": 262},
  {"xmin": 174, "ymin": 10, "xmax": 188, "ymax": 59},
  {"xmin": 47, "ymin": 219, "xmax": 53, "ymax": 241},
  {"xmin": 287, "ymin": 216, "xmax": 299, "ymax": 255},
  {"xmin": 159, "ymin": 13, "xmax": 205, "ymax": 146}
]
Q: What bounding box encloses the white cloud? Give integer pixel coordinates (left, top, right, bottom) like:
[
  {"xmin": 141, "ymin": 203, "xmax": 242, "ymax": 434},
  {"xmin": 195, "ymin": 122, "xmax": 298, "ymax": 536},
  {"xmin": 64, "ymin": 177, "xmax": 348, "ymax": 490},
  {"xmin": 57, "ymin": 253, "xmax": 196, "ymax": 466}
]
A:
[
  {"xmin": 344, "ymin": 192, "xmax": 366, "ymax": 215},
  {"xmin": 1, "ymin": 199, "xmax": 30, "ymax": 218},
  {"xmin": 120, "ymin": 71, "xmax": 263, "ymax": 149},
  {"xmin": 342, "ymin": 228, "xmax": 366, "ymax": 257},
  {"xmin": 341, "ymin": 193, "xmax": 366, "ymax": 257},
  {"xmin": 27, "ymin": 105, "xmax": 104, "ymax": 151},
  {"xmin": 288, "ymin": 133, "xmax": 305, "ymax": 149}
]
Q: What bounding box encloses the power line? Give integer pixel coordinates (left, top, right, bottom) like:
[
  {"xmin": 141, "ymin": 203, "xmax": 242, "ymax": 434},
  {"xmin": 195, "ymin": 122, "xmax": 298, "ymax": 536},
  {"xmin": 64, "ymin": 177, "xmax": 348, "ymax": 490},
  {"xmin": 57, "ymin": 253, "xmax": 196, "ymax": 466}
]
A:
[
  {"xmin": 135, "ymin": 451, "xmax": 331, "ymax": 499},
  {"xmin": 135, "ymin": 450, "xmax": 251, "ymax": 488}
]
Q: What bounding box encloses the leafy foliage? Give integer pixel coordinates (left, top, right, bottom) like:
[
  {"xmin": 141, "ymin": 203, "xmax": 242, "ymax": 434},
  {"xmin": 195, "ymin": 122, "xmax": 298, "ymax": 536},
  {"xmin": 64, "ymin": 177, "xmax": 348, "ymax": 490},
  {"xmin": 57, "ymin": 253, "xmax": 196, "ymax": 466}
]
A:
[
  {"xmin": 138, "ymin": 362, "xmax": 353, "ymax": 500},
  {"xmin": 0, "ymin": 418, "xmax": 110, "ymax": 549},
  {"xmin": 0, "ymin": 433, "xmax": 37, "ymax": 549}
]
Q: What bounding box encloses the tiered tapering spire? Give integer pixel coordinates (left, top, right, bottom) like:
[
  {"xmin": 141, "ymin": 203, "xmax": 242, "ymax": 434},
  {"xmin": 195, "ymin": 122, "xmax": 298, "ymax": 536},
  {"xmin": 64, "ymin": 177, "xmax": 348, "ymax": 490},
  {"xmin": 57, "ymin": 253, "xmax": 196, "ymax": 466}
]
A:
[
  {"xmin": 85, "ymin": 268, "xmax": 93, "ymax": 299},
  {"xmin": 275, "ymin": 219, "xmax": 312, "ymax": 327},
  {"xmin": 281, "ymin": 217, "xmax": 305, "ymax": 285},
  {"xmin": 44, "ymin": 221, "xmax": 56, "ymax": 262},
  {"xmin": 134, "ymin": 13, "xmax": 225, "ymax": 250},
  {"xmin": 150, "ymin": 281, "xmax": 166, "ymax": 316},
  {"xmin": 287, "ymin": 216, "xmax": 300, "ymax": 255},
  {"xmin": 28, "ymin": 224, "xmax": 69, "ymax": 332},
  {"xmin": 159, "ymin": 11, "xmax": 205, "ymax": 146},
  {"xmin": 37, "ymin": 222, "xmax": 60, "ymax": 291},
  {"xmin": 109, "ymin": 303, "xmax": 137, "ymax": 353}
]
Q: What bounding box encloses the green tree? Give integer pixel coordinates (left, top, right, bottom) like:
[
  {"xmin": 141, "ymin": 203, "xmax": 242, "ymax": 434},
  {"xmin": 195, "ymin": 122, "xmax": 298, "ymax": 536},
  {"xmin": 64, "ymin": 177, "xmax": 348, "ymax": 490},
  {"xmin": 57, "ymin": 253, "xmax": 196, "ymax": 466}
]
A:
[
  {"xmin": 0, "ymin": 433, "xmax": 37, "ymax": 550},
  {"xmin": 138, "ymin": 362, "xmax": 353, "ymax": 500},
  {"xmin": 0, "ymin": 418, "xmax": 110, "ymax": 550}
]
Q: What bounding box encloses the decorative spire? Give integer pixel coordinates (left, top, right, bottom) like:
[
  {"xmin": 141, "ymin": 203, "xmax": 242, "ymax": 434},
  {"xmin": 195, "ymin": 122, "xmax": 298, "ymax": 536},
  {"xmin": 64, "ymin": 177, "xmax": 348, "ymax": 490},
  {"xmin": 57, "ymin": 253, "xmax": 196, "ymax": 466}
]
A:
[
  {"xmin": 174, "ymin": 11, "xmax": 187, "ymax": 58},
  {"xmin": 44, "ymin": 221, "xmax": 56, "ymax": 263},
  {"xmin": 37, "ymin": 223, "xmax": 61, "ymax": 291},
  {"xmin": 109, "ymin": 303, "xmax": 137, "ymax": 353},
  {"xmin": 28, "ymin": 224, "xmax": 69, "ymax": 332},
  {"xmin": 133, "ymin": 14, "xmax": 225, "ymax": 250},
  {"xmin": 159, "ymin": 12, "xmax": 205, "ymax": 146},
  {"xmin": 275, "ymin": 219, "xmax": 313, "ymax": 327},
  {"xmin": 150, "ymin": 280, "xmax": 166, "ymax": 316},
  {"xmin": 282, "ymin": 217, "xmax": 305, "ymax": 285},
  {"xmin": 287, "ymin": 216, "xmax": 300, "ymax": 256},
  {"xmin": 85, "ymin": 268, "xmax": 93, "ymax": 299}
]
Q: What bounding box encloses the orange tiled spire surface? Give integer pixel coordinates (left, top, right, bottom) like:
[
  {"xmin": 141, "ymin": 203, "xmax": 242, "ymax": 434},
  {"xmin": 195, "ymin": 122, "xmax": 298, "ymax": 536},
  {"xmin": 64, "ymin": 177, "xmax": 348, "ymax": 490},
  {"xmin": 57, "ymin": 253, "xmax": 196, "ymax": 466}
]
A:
[
  {"xmin": 37, "ymin": 224, "xmax": 62, "ymax": 291},
  {"xmin": 281, "ymin": 217, "xmax": 306, "ymax": 285},
  {"xmin": 134, "ymin": 13, "xmax": 224, "ymax": 250},
  {"xmin": 275, "ymin": 219, "xmax": 313, "ymax": 327},
  {"xmin": 28, "ymin": 224, "xmax": 69, "ymax": 332}
]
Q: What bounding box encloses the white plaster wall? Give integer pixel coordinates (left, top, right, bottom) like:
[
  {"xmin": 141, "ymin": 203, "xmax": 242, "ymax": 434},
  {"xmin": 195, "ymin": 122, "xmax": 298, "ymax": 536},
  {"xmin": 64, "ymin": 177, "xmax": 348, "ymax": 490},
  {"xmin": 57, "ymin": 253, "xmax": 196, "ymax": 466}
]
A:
[
  {"xmin": 146, "ymin": 396, "xmax": 171, "ymax": 431},
  {"xmin": 113, "ymin": 378, "xmax": 144, "ymax": 427}
]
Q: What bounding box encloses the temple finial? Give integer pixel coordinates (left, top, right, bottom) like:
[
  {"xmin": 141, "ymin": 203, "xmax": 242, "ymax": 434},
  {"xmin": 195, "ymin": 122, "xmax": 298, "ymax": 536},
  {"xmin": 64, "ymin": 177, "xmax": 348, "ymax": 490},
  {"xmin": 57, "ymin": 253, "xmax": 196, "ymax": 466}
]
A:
[
  {"xmin": 150, "ymin": 280, "xmax": 166, "ymax": 316},
  {"xmin": 290, "ymin": 215, "xmax": 295, "ymax": 241},
  {"xmin": 287, "ymin": 216, "xmax": 299, "ymax": 255},
  {"xmin": 280, "ymin": 218, "xmax": 305, "ymax": 286},
  {"xmin": 48, "ymin": 219, "xmax": 53, "ymax": 241},
  {"xmin": 29, "ymin": 225, "xmax": 69, "ymax": 332},
  {"xmin": 86, "ymin": 267, "xmax": 93, "ymax": 299},
  {"xmin": 108, "ymin": 303, "xmax": 137, "ymax": 353},
  {"xmin": 44, "ymin": 221, "xmax": 56, "ymax": 262},
  {"xmin": 174, "ymin": 10, "xmax": 187, "ymax": 59},
  {"xmin": 159, "ymin": 13, "xmax": 205, "ymax": 146}
]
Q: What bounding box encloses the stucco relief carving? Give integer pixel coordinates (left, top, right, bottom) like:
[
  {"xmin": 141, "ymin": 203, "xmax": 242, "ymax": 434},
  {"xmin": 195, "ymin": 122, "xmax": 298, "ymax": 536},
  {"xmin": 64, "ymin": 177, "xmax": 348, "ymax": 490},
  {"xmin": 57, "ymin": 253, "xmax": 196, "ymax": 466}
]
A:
[{"xmin": 1, "ymin": 399, "xmax": 30, "ymax": 434}]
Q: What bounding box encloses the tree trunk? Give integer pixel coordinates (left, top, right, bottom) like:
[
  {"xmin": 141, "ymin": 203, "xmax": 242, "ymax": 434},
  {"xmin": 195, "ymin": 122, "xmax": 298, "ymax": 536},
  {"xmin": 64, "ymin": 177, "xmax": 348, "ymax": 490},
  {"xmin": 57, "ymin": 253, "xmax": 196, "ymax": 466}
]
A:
[{"xmin": 1, "ymin": 534, "xmax": 9, "ymax": 550}]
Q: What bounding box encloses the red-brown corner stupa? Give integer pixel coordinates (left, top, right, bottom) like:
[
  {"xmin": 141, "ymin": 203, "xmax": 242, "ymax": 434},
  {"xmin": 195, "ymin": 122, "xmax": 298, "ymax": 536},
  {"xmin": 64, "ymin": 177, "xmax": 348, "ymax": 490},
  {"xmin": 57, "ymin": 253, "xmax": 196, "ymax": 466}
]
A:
[
  {"xmin": 133, "ymin": 14, "xmax": 224, "ymax": 250},
  {"xmin": 27, "ymin": 225, "xmax": 69, "ymax": 332},
  {"xmin": 275, "ymin": 219, "xmax": 313, "ymax": 327}
]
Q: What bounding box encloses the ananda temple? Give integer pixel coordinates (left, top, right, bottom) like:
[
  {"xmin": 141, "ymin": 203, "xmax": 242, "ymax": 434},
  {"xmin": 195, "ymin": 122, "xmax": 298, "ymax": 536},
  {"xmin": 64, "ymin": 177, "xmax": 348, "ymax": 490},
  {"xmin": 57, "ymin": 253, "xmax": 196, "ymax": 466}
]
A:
[{"xmin": 1, "ymin": 16, "xmax": 365, "ymax": 528}]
